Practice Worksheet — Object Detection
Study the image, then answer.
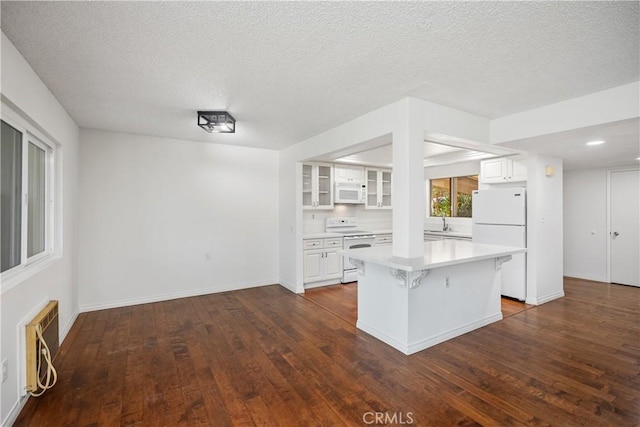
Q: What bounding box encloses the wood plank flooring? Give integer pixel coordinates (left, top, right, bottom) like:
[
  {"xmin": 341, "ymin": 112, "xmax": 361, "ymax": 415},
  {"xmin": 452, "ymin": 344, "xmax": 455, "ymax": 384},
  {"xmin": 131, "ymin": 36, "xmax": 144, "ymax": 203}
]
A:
[
  {"xmin": 302, "ymin": 282, "xmax": 534, "ymax": 324},
  {"xmin": 15, "ymin": 277, "xmax": 639, "ymax": 426}
]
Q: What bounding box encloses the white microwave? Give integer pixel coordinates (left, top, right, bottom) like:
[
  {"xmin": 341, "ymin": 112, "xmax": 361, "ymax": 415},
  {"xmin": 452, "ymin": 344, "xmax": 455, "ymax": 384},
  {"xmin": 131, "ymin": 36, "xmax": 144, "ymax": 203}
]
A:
[{"xmin": 335, "ymin": 182, "xmax": 366, "ymax": 204}]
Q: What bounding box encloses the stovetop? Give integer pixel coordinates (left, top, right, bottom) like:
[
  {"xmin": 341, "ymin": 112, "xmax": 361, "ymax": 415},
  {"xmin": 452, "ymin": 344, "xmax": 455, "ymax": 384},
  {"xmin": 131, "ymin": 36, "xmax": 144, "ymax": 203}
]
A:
[
  {"xmin": 332, "ymin": 230, "xmax": 375, "ymax": 238},
  {"xmin": 335, "ymin": 229, "xmax": 373, "ymax": 235},
  {"xmin": 325, "ymin": 217, "xmax": 374, "ymax": 237}
]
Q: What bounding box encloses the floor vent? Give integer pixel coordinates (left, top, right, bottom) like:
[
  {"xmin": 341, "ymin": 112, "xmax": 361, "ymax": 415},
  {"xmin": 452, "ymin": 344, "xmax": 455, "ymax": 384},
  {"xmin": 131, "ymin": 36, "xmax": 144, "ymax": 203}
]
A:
[{"xmin": 25, "ymin": 300, "xmax": 59, "ymax": 395}]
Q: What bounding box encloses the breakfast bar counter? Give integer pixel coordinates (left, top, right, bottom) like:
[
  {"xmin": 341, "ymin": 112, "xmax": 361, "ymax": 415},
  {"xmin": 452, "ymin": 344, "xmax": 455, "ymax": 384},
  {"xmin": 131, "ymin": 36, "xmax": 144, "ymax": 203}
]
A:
[{"xmin": 341, "ymin": 240, "xmax": 526, "ymax": 355}]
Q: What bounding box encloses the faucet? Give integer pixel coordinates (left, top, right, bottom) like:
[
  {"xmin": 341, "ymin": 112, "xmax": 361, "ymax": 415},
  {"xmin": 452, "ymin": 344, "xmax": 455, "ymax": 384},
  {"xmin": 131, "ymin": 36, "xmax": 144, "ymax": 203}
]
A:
[{"xmin": 441, "ymin": 213, "xmax": 449, "ymax": 232}]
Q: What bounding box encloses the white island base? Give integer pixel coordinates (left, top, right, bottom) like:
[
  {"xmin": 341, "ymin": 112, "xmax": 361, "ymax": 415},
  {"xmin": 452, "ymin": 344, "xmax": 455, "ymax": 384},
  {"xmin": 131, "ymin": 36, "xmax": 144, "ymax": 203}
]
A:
[{"xmin": 344, "ymin": 240, "xmax": 526, "ymax": 355}]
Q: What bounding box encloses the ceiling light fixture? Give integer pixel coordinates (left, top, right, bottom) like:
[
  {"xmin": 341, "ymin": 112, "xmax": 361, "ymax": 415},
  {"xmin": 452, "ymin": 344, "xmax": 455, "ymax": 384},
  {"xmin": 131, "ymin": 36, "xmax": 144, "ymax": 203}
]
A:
[
  {"xmin": 585, "ymin": 140, "xmax": 605, "ymax": 146},
  {"xmin": 198, "ymin": 111, "xmax": 236, "ymax": 133}
]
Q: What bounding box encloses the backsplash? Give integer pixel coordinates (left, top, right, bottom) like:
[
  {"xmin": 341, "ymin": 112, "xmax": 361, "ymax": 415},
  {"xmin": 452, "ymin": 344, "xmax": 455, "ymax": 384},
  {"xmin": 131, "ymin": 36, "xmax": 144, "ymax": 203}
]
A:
[
  {"xmin": 303, "ymin": 204, "xmax": 392, "ymax": 233},
  {"xmin": 424, "ymin": 216, "xmax": 473, "ymax": 234},
  {"xmin": 303, "ymin": 205, "xmax": 473, "ymax": 235}
]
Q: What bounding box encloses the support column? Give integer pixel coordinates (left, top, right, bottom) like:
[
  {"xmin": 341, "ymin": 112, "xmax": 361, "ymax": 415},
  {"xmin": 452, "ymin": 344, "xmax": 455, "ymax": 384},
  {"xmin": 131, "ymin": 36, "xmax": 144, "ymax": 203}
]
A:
[{"xmin": 392, "ymin": 98, "xmax": 425, "ymax": 259}]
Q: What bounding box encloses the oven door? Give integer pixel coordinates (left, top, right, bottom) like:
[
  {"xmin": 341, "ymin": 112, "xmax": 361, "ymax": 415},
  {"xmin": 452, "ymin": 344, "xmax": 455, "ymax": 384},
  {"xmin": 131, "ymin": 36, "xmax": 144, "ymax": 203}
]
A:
[{"xmin": 343, "ymin": 236, "xmax": 375, "ymax": 270}]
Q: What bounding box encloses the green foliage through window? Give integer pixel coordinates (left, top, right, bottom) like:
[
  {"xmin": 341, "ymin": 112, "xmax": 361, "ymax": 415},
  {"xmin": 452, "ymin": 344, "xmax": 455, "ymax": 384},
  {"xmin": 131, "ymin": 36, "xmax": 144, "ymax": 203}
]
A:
[{"xmin": 429, "ymin": 175, "xmax": 477, "ymax": 218}]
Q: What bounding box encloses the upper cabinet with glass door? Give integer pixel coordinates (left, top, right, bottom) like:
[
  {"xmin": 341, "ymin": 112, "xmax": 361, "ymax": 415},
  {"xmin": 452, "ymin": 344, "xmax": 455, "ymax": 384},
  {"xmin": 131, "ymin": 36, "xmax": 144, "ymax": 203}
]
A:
[
  {"xmin": 365, "ymin": 168, "xmax": 392, "ymax": 209},
  {"xmin": 302, "ymin": 162, "xmax": 334, "ymax": 209}
]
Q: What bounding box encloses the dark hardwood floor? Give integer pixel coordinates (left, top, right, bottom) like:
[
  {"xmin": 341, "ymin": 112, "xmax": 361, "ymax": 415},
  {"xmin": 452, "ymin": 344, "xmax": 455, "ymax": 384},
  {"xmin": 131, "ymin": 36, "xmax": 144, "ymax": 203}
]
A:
[
  {"xmin": 302, "ymin": 282, "xmax": 534, "ymax": 324},
  {"xmin": 302, "ymin": 282, "xmax": 359, "ymax": 324},
  {"xmin": 16, "ymin": 277, "xmax": 639, "ymax": 426}
]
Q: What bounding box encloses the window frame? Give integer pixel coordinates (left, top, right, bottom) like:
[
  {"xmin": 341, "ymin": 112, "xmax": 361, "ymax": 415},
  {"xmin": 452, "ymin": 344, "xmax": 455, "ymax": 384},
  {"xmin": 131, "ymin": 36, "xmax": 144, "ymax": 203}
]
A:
[
  {"xmin": 1, "ymin": 107, "xmax": 56, "ymax": 286},
  {"xmin": 427, "ymin": 174, "xmax": 478, "ymax": 218}
]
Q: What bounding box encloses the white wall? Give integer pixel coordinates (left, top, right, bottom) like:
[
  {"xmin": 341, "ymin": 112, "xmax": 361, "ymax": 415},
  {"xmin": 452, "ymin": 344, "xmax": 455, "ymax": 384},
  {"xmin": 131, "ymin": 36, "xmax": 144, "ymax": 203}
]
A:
[
  {"xmin": 525, "ymin": 155, "xmax": 565, "ymax": 305},
  {"xmin": 0, "ymin": 33, "xmax": 80, "ymax": 426},
  {"xmin": 78, "ymin": 129, "xmax": 279, "ymax": 310},
  {"xmin": 563, "ymin": 168, "xmax": 609, "ymax": 281}
]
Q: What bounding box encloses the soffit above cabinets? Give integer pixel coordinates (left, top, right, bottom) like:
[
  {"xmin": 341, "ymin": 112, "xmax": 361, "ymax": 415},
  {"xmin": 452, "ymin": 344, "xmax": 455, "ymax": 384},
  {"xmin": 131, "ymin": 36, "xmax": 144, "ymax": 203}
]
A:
[
  {"xmin": 500, "ymin": 118, "xmax": 640, "ymax": 171},
  {"xmin": 316, "ymin": 138, "xmax": 523, "ymax": 169}
]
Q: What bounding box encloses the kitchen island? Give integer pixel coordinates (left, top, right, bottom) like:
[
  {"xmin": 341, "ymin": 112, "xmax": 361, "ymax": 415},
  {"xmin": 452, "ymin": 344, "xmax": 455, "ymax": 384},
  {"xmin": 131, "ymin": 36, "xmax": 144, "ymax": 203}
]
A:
[{"xmin": 342, "ymin": 239, "xmax": 526, "ymax": 355}]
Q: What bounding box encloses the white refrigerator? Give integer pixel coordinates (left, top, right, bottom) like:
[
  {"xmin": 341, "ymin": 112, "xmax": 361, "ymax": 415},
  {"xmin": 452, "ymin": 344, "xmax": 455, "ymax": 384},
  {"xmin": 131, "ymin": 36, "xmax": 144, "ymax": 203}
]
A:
[{"xmin": 472, "ymin": 188, "xmax": 527, "ymax": 301}]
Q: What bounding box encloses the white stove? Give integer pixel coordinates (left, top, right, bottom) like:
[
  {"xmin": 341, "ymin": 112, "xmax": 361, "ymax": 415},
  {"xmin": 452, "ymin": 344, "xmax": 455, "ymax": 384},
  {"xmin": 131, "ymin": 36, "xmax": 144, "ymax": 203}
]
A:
[
  {"xmin": 334, "ymin": 230, "xmax": 372, "ymax": 236},
  {"xmin": 326, "ymin": 218, "xmax": 375, "ymax": 283}
]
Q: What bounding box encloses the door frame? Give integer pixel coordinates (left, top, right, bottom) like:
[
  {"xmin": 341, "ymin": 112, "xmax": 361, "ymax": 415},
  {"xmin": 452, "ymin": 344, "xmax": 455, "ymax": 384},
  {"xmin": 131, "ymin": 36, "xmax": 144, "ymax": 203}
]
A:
[{"xmin": 606, "ymin": 167, "xmax": 640, "ymax": 283}]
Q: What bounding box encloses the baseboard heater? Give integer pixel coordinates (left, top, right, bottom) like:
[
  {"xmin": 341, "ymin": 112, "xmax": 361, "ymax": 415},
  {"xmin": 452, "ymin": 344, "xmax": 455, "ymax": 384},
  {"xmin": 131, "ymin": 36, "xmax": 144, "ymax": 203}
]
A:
[{"xmin": 25, "ymin": 300, "xmax": 59, "ymax": 395}]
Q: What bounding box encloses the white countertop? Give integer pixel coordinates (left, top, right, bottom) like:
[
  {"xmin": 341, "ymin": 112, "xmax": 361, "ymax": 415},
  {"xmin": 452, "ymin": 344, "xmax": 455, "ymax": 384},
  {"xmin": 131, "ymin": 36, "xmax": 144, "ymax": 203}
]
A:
[
  {"xmin": 304, "ymin": 229, "xmax": 471, "ymax": 240},
  {"xmin": 303, "ymin": 232, "xmax": 343, "ymax": 239},
  {"xmin": 341, "ymin": 239, "xmax": 526, "ymax": 271},
  {"xmin": 423, "ymin": 230, "xmax": 473, "ymax": 239}
]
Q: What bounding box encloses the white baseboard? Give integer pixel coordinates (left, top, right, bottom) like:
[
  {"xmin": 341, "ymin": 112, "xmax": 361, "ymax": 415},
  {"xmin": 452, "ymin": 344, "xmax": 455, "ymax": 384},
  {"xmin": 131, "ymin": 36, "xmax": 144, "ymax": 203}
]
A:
[
  {"xmin": 356, "ymin": 321, "xmax": 409, "ymax": 354},
  {"xmin": 60, "ymin": 309, "xmax": 79, "ymax": 342},
  {"xmin": 303, "ymin": 280, "xmax": 341, "ymax": 290},
  {"xmin": 563, "ymin": 273, "xmax": 608, "ymax": 283},
  {"xmin": 407, "ymin": 312, "xmax": 503, "ymax": 355},
  {"xmin": 79, "ymin": 279, "xmax": 278, "ymax": 313},
  {"xmin": 278, "ymin": 280, "xmax": 303, "ymax": 294},
  {"xmin": 358, "ymin": 312, "xmax": 503, "ymax": 356},
  {"xmin": 527, "ymin": 290, "xmax": 565, "ymax": 306},
  {"xmin": 2, "ymin": 394, "xmax": 28, "ymax": 427}
]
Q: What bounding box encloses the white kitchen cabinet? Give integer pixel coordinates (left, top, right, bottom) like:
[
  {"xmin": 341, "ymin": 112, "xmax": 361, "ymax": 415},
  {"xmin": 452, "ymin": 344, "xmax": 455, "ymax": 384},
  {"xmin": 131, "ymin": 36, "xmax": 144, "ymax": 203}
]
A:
[
  {"xmin": 334, "ymin": 164, "xmax": 364, "ymax": 184},
  {"xmin": 424, "ymin": 233, "xmax": 444, "ymax": 242},
  {"xmin": 365, "ymin": 168, "xmax": 392, "ymax": 209},
  {"xmin": 375, "ymin": 233, "xmax": 393, "ymax": 246},
  {"xmin": 424, "ymin": 232, "xmax": 472, "ymax": 242},
  {"xmin": 480, "ymin": 158, "xmax": 527, "ymax": 184},
  {"xmin": 323, "ymin": 250, "xmax": 342, "ymax": 278},
  {"xmin": 303, "ymin": 238, "xmax": 343, "ymax": 285},
  {"xmin": 302, "ymin": 163, "xmax": 334, "ymax": 209},
  {"xmin": 445, "ymin": 236, "xmax": 473, "ymax": 241},
  {"xmin": 303, "ymin": 250, "xmax": 324, "ymax": 283}
]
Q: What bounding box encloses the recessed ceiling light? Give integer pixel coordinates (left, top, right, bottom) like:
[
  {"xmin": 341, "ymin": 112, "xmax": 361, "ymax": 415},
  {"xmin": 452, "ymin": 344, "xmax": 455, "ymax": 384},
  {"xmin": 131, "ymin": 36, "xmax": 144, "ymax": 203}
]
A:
[{"xmin": 585, "ymin": 140, "xmax": 605, "ymax": 146}]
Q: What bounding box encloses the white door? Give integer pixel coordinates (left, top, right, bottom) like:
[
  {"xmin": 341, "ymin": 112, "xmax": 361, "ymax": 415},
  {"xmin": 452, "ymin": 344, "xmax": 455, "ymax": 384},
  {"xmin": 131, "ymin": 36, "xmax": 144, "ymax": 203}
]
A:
[{"xmin": 610, "ymin": 170, "xmax": 640, "ymax": 287}]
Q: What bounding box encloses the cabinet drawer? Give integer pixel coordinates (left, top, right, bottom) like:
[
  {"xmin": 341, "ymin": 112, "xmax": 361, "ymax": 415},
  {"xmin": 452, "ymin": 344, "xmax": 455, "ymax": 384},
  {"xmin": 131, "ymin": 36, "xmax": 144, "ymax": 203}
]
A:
[
  {"xmin": 303, "ymin": 239, "xmax": 323, "ymax": 249},
  {"xmin": 375, "ymin": 235, "xmax": 392, "ymax": 244},
  {"xmin": 444, "ymin": 236, "xmax": 472, "ymax": 241},
  {"xmin": 424, "ymin": 234, "xmax": 444, "ymax": 241},
  {"xmin": 323, "ymin": 238, "xmax": 343, "ymax": 248}
]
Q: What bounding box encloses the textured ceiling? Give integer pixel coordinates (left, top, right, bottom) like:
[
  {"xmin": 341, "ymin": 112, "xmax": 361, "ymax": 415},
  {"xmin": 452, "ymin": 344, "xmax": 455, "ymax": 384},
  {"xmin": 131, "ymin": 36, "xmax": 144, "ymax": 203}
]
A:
[
  {"xmin": 1, "ymin": 1, "xmax": 639, "ymax": 152},
  {"xmin": 502, "ymin": 118, "xmax": 640, "ymax": 171}
]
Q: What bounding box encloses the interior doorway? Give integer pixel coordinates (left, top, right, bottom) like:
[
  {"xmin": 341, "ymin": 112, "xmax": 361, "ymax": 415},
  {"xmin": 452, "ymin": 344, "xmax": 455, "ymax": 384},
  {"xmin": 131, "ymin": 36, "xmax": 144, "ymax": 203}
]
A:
[{"xmin": 608, "ymin": 169, "xmax": 640, "ymax": 287}]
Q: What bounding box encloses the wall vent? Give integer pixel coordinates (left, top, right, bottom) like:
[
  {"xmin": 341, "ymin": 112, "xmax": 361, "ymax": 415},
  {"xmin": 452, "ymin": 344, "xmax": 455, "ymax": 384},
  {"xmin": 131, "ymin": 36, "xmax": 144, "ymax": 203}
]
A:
[{"xmin": 25, "ymin": 300, "xmax": 59, "ymax": 395}]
